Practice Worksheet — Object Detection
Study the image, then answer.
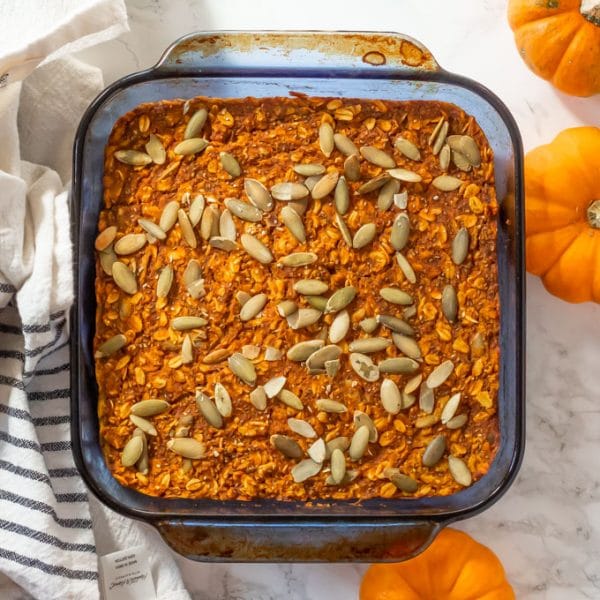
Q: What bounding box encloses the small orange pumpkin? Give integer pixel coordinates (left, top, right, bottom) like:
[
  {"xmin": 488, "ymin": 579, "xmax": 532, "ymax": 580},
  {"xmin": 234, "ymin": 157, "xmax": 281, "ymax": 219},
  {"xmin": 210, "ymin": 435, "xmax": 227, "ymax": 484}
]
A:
[
  {"xmin": 525, "ymin": 127, "xmax": 600, "ymax": 303},
  {"xmin": 359, "ymin": 528, "xmax": 515, "ymax": 600},
  {"xmin": 508, "ymin": 0, "xmax": 600, "ymax": 96}
]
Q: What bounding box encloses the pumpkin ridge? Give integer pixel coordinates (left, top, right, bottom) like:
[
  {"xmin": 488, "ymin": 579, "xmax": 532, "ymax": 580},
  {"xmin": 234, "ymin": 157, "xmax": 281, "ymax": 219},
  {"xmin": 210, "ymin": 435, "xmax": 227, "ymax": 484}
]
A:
[
  {"xmin": 537, "ymin": 224, "xmax": 585, "ymax": 277},
  {"xmin": 507, "ymin": 0, "xmax": 578, "ymax": 29},
  {"xmin": 551, "ymin": 19, "xmax": 591, "ymax": 85}
]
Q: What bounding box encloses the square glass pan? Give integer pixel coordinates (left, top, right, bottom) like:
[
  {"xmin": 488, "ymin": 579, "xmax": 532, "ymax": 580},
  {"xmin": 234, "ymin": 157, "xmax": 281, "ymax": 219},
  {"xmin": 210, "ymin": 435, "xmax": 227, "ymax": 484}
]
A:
[{"xmin": 71, "ymin": 32, "xmax": 524, "ymax": 561}]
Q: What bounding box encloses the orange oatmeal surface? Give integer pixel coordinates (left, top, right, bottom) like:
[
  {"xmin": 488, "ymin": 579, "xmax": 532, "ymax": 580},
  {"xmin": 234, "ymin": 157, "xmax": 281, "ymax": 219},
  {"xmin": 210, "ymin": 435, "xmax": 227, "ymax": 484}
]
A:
[{"xmin": 95, "ymin": 94, "xmax": 500, "ymax": 501}]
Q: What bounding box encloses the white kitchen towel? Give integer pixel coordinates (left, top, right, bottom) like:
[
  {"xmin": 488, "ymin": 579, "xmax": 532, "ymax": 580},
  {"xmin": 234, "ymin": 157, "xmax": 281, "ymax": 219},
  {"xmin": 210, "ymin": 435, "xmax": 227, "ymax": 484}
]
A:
[{"xmin": 0, "ymin": 2, "xmax": 191, "ymax": 599}]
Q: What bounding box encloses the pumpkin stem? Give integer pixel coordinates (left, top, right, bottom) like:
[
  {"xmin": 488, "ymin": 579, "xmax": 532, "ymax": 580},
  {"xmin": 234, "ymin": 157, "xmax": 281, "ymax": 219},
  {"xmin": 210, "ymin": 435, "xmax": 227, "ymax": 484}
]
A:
[
  {"xmin": 587, "ymin": 200, "xmax": 600, "ymax": 228},
  {"xmin": 581, "ymin": 0, "xmax": 600, "ymax": 25}
]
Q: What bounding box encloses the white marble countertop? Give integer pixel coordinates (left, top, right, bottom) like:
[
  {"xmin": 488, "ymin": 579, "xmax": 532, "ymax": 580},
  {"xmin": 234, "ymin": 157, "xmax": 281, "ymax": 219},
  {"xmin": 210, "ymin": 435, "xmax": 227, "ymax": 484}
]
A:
[{"xmin": 77, "ymin": 1, "xmax": 600, "ymax": 598}]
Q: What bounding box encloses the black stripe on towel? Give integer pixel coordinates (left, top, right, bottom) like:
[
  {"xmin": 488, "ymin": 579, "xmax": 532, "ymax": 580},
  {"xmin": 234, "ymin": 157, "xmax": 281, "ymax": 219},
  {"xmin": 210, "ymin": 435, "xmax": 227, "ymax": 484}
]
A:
[
  {"xmin": 33, "ymin": 414, "xmax": 71, "ymax": 426},
  {"xmin": 55, "ymin": 493, "xmax": 88, "ymax": 503},
  {"xmin": 0, "ymin": 519, "xmax": 95, "ymax": 553},
  {"xmin": 0, "ymin": 374, "xmax": 25, "ymax": 391},
  {"xmin": 48, "ymin": 468, "xmax": 80, "ymax": 478},
  {"xmin": 0, "ymin": 283, "xmax": 16, "ymax": 293},
  {"xmin": 0, "ymin": 490, "xmax": 92, "ymax": 529},
  {"xmin": 24, "ymin": 319, "xmax": 66, "ymax": 357},
  {"xmin": 21, "ymin": 322, "xmax": 52, "ymax": 334},
  {"xmin": 40, "ymin": 440, "xmax": 71, "ymax": 452},
  {"xmin": 0, "ymin": 430, "xmax": 41, "ymax": 452},
  {"xmin": 0, "ymin": 349, "xmax": 24, "ymax": 361},
  {"xmin": 29, "ymin": 362, "xmax": 70, "ymax": 377},
  {"xmin": 28, "ymin": 388, "xmax": 70, "ymax": 401},
  {"xmin": 0, "ymin": 323, "xmax": 21, "ymax": 335},
  {"xmin": 0, "ymin": 403, "xmax": 32, "ymax": 423},
  {"xmin": 0, "ymin": 547, "xmax": 97, "ymax": 580}
]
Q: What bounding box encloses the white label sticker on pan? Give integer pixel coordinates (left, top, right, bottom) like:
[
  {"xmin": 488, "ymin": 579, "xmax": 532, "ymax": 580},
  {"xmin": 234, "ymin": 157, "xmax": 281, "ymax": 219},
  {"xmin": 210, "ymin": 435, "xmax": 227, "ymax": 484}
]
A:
[{"xmin": 100, "ymin": 545, "xmax": 156, "ymax": 600}]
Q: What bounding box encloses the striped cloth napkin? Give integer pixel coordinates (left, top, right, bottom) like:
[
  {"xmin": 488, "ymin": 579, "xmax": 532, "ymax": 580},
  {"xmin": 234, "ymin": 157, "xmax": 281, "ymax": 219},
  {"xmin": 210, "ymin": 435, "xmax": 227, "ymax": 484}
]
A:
[{"xmin": 0, "ymin": 2, "xmax": 191, "ymax": 599}]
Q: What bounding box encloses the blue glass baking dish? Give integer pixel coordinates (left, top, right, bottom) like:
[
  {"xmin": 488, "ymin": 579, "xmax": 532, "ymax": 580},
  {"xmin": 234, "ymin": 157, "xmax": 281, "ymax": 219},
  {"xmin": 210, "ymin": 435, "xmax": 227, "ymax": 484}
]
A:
[{"xmin": 71, "ymin": 31, "xmax": 525, "ymax": 561}]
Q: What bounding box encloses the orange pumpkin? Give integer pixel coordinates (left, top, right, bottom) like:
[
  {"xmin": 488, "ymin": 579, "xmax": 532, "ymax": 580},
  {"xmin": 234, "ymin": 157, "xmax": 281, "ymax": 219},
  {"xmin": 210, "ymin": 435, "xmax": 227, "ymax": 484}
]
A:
[
  {"xmin": 359, "ymin": 528, "xmax": 515, "ymax": 600},
  {"xmin": 508, "ymin": 0, "xmax": 600, "ymax": 96},
  {"xmin": 525, "ymin": 127, "xmax": 600, "ymax": 303}
]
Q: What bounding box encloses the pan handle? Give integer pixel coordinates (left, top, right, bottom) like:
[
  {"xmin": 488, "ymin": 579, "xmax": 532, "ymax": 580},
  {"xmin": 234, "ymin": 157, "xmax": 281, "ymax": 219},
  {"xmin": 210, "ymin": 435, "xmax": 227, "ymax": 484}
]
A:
[
  {"xmin": 154, "ymin": 519, "xmax": 442, "ymax": 562},
  {"xmin": 154, "ymin": 31, "xmax": 441, "ymax": 75}
]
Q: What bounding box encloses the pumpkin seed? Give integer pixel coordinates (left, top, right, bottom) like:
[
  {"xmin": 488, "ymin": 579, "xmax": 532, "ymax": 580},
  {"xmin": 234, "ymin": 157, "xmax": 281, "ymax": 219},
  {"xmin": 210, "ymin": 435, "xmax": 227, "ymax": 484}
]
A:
[
  {"xmin": 360, "ymin": 146, "xmax": 396, "ymax": 168},
  {"xmin": 121, "ymin": 436, "xmax": 144, "ymax": 467},
  {"xmin": 349, "ymin": 352, "xmax": 379, "ymax": 382},
  {"xmin": 99, "ymin": 246, "xmax": 117, "ymax": 275},
  {"xmin": 306, "ymin": 344, "xmax": 342, "ymax": 373},
  {"xmin": 334, "ymin": 133, "xmax": 358, "ymax": 156},
  {"xmin": 447, "ymin": 135, "xmax": 481, "ymax": 167},
  {"xmin": 129, "ymin": 415, "xmax": 158, "ymax": 436},
  {"xmin": 174, "ymin": 138, "xmax": 209, "ymax": 155},
  {"xmin": 380, "ymin": 287, "xmax": 413, "ymax": 305},
  {"xmin": 167, "ymin": 437, "xmax": 205, "ymax": 459},
  {"xmin": 304, "ymin": 175, "xmax": 320, "ymax": 192},
  {"xmin": 312, "ymin": 171, "xmax": 339, "ymax": 200},
  {"xmin": 348, "ymin": 425, "xmax": 370, "ymax": 460},
  {"xmin": 385, "ymin": 468, "xmax": 418, "ymax": 493},
  {"xmin": 448, "ymin": 455, "xmax": 472, "ymax": 486},
  {"xmin": 289, "ymin": 198, "xmax": 309, "ymax": 216},
  {"xmin": 452, "ymin": 228, "xmax": 469, "ymax": 265},
  {"xmin": 438, "ymin": 394, "xmax": 460, "ymax": 426},
  {"xmin": 184, "ymin": 108, "xmax": 208, "ymax": 139},
  {"xmin": 432, "ymin": 175, "xmax": 462, "ymax": 192},
  {"xmin": 95, "ymin": 334, "xmax": 127, "ymax": 358},
  {"xmin": 239, "ymin": 293, "xmax": 268, "ymax": 321},
  {"xmin": 112, "ymin": 262, "xmax": 137, "ymax": 294},
  {"xmin": 349, "ymin": 337, "xmax": 392, "ymax": 353},
  {"xmin": 452, "ymin": 148, "xmax": 472, "ymax": 172},
  {"xmin": 432, "ymin": 121, "xmax": 449, "ymax": 155},
  {"xmin": 335, "ymin": 213, "xmax": 353, "ymax": 246},
  {"xmin": 396, "ymin": 252, "xmax": 416, "ymax": 283},
  {"xmin": 404, "ymin": 374, "xmax": 423, "ymax": 395},
  {"xmin": 279, "ymin": 389, "xmax": 303, "ymax": 410},
  {"xmin": 263, "ymin": 376, "xmax": 287, "ymax": 398},
  {"xmin": 176, "ymin": 208, "xmax": 197, "ymax": 247},
  {"xmin": 438, "ymin": 143, "xmax": 451, "ymax": 171},
  {"xmin": 240, "ymin": 233, "xmax": 273, "ymax": 264},
  {"xmin": 379, "ymin": 357, "xmax": 420, "ymax": 374},
  {"xmin": 236, "ymin": 291, "xmax": 251, "ymax": 306},
  {"xmin": 271, "ymin": 182, "xmax": 309, "ymax": 201},
  {"xmin": 287, "ymin": 308, "xmax": 322, "ymax": 330},
  {"xmin": 319, "ymin": 122, "xmax": 334, "ymax": 157},
  {"xmin": 278, "ymin": 252, "xmax": 318, "ymax": 267},
  {"xmin": 214, "ymin": 383, "xmax": 232, "ymax": 418},
  {"xmin": 428, "ymin": 117, "xmax": 445, "ymax": 146},
  {"xmin": 392, "ymin": 333, "xmax": 422, "ymax": 359},
  {"xmin": 422, "ymin": 435, "xmax": 446, "ymax": 467},
  {"xmin": 333, "ymin": 176, "xmax": 350, "ymax": 215},
  {"xmin": 358, "ymin": 173, "xmax": 391, "ymax": 194},
  {"xmin": 344, "ymin": 154, "xmax": 361, "ymax": 181},
  {"xmin": 144, "ymin": 134, "xmax": 166, "ymax": 165},
  {"xmin": 138, "ymin": 218, "xmax": 166, "ymax": 241},
  {"xmin": 181, "ymin": 334, "xmax": 193, "ymax": 364},
  {"xmin": 241, "ymin": 344, "xmax": 260, "ymax": 360},
  {"xmin": 114, "ymin": 149, "xmax": 152, "ymax": 166},
  {"xmin": 426, "ymin": 360, "xmax": 454, "ymax": 389},
  {"xmin": 325, "ymin": 469, "xmax": 358, "ymax": 486},
  {"xmin": 133, "ymin": 428, "xmax": 148, "ymax": 473},
  {"xmin": 171, "ymin": 316, "xmax": 207, "ymax": 330},
  {"xmin": 359, "ymin": 317, "xmax": 378, "ymax": 333},
  {"xmin": 159, "ymin": 200, "xmax": 179, "ymax": 232},
  {"xmin": 394, "ymin": 136, "xmax": 421, "ymax": 161},
  {"xmin": 377, "ymin": 178, "xmax": 400, "ymax": 211},
  {"xmin": 250, "ymin": 386, "xmax": 268, "ymax": 411},
  {"xmin": 387, "ymin": 168, "xmax": 422, "ymax": 183},
  {"xmin": 330, "ymin": 449, "xmax": 346, "ymax": 484},
  {"xmin": 308, "ymin": 438, "xmax": 326, "ymax": 463},
  {"xmin": 189, "ymin": 194, "xmax": 205, "ymax": 226},
  {"xmin": 228, "ymin": 353, "xmax": 257, "ymax": 385},
  {"xmin": 293, "ymin": 280, "xmax": 327, "ymax": 296},
  {"xmin": 287, "ymin": 340, "xmax": 324, "ymax": 362},
  {"xmin": 131, "ymin": 399, "xmax": 170, "ymax": 417},
  {"xmin": 325, "ymin": 286, "xmax": 356, "ymax": 313},
  {"xmin": 294, "ymin": 163, "xmax": 326, "ymax": 176},
  {"xmin": 402, "ymin": 393, "xmax": 417, "ymax": 409},
  {"xmin": 380, "ymin": 378, "xmax": 402, "ymax": 414},
  {"xmin": 95, "ymin": 226, "xmax": 117, "ymax": 251},
  {"xmin": 195, "ymin": 391, "xmax": 224, "ymax": 428},
  {"xmin": 114, "ymin": 233, "xmax": 146, "ymax": 255},
  {"xmin": 315, "ymin": 399, "xmax": 347, "ymax": 413},
  {"xmin": 280, "ymin": 206, "xmax": 306, "ymax": 243},
  {"xmin": 224, "ymin": 198, "xmax": 262, "ymax": 223},
  {"xmin": 325, "ymin": 436, "xmax": 350, "ymax": 459},
  {"xmin": 329, "ymin": 310, "xmax": 350, "ymax": 343},
  {"xmin": 391, "ymin": 213, "xmax": 410, "ymax": 251},
  {"xmin": 292, "ymin": 458, "xmax": 322, "ymax": 483},
  {"xmin": 352, "ymin": 223, "xmax": 377, "ymax": 249},
  {"xmin": 419, "ymin": 383, "xmax": 435, "ymax": 414},
  {"xmin": 377, "ymin": 314, "xmax": 414, "ymax": 336},
  {"xmin": 244, "ymin": 178, "xmax": 273, "ymax": 211},
  {"xmin": 394, "ymin": 190, "xmax": 408, "ymax": 209},
  {"xmin": 325, "ymin": 359, "xmax": 340, "ymax": 377},
  {"xmin": 446, "ymin": 414, "xmax": 468, "ymax": 429},
  {"xmin": 277, "ymin": 300, "xmax": 298, "ymax": 318},
  {"xmin": 220, "ymin": 151, "xmax": 241, "ymax": 177},
  {"xmin": 265, "ymin": 346, "xmax": 282, "ymax": 361},
  {"xmin": 270, "ymin": 434, "xmax": 303, "ymax": 458},
  {"xmin": 442, "ymin": 285, "xmax": 458, "ymax": 323},
  {"xmin": 157, "ymin": 265, "xmax": 173, "ymax": 298},
  {"xmin": 209, "ymin": 236, "xmax": 237, "ymax": 252},
  {"xmin": 403, "ymin": 305, "xmax": 417, "ymax": 320}
]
